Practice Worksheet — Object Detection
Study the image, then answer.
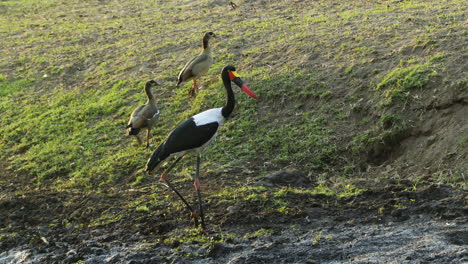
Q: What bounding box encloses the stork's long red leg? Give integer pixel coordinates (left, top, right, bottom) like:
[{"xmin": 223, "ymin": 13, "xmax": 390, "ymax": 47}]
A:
[
  {"xmin": 160, "ymin": 156, "xmax": 199, "ymax": 227},
  {"xmin": 194, "ymin": 154, "xmax": 207, "ymax": 232}
]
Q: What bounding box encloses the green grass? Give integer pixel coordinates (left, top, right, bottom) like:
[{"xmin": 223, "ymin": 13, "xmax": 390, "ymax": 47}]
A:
[
  {"xmin": 0, "ymin": 79, "xmax": 143, "ymax": 186},
  {"xmin": 0, "ymin": 0, "xmax": 466, "ymax": 194},
  {"xmin": 0, "ymin": 76, "xmax": 35, "ymax": 97}
]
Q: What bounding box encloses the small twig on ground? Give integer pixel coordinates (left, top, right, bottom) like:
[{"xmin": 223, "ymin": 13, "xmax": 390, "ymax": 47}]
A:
[{"xmin": 229, "ymin": 1, "xmax": 238, "ymax": 9}]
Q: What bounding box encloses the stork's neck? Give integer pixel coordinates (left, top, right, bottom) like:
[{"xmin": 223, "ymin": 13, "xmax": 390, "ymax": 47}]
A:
[
  {"xmin": 221, "ymin": 71, "xmax": 235, "ymax": 118},
  {"xmin": 144, "ymin": 85, "xmax": 156, "ymax": 105}
]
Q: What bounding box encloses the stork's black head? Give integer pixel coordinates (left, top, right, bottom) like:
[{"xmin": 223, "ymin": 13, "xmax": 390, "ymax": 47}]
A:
[{"xmin": 223, "ymin": 65, "xmax": 236, "ymax": 73}]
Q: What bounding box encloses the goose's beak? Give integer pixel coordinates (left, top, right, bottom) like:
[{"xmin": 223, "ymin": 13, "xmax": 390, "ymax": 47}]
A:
[{"xmin": 229, "ymin": 71, "xmax": 259, "ymax": 101}]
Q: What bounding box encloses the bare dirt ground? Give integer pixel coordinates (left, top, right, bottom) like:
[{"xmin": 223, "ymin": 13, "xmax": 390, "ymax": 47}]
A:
[{"xmin": 1, "ymin": 176, "xmax": 466, "ymax": 263}]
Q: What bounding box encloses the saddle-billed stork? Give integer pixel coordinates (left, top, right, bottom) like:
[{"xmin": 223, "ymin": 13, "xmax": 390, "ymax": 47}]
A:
[{"xmin": 145, "ymin": 65, "xmax": 258, "ymax": 232}]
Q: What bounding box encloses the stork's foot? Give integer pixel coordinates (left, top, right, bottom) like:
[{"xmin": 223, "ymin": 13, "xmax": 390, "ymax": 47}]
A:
[
  {"xmin": 200, "ymin": 228, "xmax": 217, "ymax": 235},
  {"xmin": 160, "ymin": 173, "xmax": 168, "ymax": 182},
  {"xmin": 190, "ymin": 211, "xmax": 200, "ymax": 227}
]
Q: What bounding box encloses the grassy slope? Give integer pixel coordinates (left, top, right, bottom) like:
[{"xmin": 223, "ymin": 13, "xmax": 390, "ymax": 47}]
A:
[{"xmin": 0, "ymin": 0, "xmax": 466, "ymax": 193}]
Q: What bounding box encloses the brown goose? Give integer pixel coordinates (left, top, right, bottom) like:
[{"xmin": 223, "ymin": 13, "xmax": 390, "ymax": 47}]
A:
[
  {"xmin": 176, "ymin": 32, "xmax": 216, "ymax": 96},
  {"xmin": 126, "ymin": 80, "xmax": 160, "ymax": 148}
]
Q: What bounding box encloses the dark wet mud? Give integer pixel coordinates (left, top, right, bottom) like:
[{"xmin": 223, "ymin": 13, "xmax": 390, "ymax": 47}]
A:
[{"xmin": 1, "ymin": 184, "xmax": 466, "ymax": 263}]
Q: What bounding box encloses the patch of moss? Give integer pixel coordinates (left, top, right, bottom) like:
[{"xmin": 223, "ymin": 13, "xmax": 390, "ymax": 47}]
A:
[
  {"xmin": 0, "ymin": 78, "xmax": 35, "ymax": 97},
  {"xmin": 377, "ymin": 64, "xmax": 436, "ymax": 105},
  {"xmin": 380, "ymin": 114, "xmax": 401, "ymax": 130},
  {"xmin": 350, "ymin": 114, "xmax": 408, "ymax": 162}
]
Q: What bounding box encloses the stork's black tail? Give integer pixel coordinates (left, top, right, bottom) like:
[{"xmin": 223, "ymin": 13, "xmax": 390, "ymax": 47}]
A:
[{"xmin": 145, "ymin": 143, "xmax": 166, "ymax": 174}]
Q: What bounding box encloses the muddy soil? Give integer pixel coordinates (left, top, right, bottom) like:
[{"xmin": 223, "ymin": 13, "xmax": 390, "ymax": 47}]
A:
[{"xmin": 1, "ymin": 182, "xmax": 466, "ymax": 264}]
